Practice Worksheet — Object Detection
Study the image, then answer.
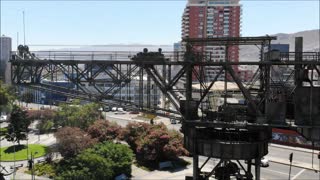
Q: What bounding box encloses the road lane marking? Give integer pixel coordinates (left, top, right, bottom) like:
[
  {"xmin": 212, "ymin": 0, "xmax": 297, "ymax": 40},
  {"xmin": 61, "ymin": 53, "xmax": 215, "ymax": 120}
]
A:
[
  {"xmin": 292, "ymin": 169, "xmax": 305, "ymax": 180},
  {"xmin": 263, "ymin": 168, "xmax": 289, "ymax": 176}
]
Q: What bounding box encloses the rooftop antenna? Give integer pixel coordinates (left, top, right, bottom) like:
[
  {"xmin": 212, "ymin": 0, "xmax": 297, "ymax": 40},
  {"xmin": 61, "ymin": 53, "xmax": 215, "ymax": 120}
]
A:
[{"xmin": 23, "ymin": 11, "xmax": 26, "ymax": 45}]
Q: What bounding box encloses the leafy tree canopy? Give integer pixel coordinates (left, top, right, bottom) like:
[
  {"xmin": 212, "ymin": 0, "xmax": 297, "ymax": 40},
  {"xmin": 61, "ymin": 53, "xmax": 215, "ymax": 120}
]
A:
[
  {"xmin": 56, "ymin": 142, "xmax": 133, "ymax": 180},
  {"xmin": 54, "ymin": 126, "xmax": 96, "ymax": 158},
  {"xmin": 0, "ymin": 82, "xmax": 16, "ymax": 112},
  {"xmin": 87, "ymin": 120, "xmax": 122, "ymax": 142},
  {"xmin": 5, "ymin": 105, "xmax": 31, "ymax": 144},
  {"xmin": 122, "ymin": 122, "xmax": 188, "ymax": 162},
  {"xmin": 54, "ymin": 101, "xmax": 101, "ymax": 129}
]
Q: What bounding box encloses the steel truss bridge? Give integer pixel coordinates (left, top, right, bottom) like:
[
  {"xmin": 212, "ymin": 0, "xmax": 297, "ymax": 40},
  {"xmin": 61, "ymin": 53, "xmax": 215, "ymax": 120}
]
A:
[{"xmin": 10, "ymin": 36, "xmax": 320, "ymax": 180}]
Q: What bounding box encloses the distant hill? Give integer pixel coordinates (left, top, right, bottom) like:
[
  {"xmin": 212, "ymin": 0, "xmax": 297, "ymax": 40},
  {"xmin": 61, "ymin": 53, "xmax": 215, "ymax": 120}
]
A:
[
  {"xmin": 42, "ymin": 44, "xmax": 173, "ymax": 52},
  {"xmin": 38, "ymin": 29, "xmax": 319, "ymax": 61},
  {"xmin": 240, "ymin": 29, "xmax": 320, "ymax": 61}
]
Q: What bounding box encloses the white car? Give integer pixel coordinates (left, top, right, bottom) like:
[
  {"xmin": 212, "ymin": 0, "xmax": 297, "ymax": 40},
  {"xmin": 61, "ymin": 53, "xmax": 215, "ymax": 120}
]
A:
[
  {"xmin": 244, "ymin": 157, "xmax": 269, "ymax": 167},
  {"xmin": 115, "ymin": 107, "xmax": 126, "ymax": 114},
  {"xmin": 260, "ymin": 157, "xmax": 269, "ymax": 167},
  {"xmin": 112, "ymin": 107, "xmax": 117, "ymax": 112},
  {"xmin": 117, "ymin": 107, "xmax": 124, "ymax": 112}
]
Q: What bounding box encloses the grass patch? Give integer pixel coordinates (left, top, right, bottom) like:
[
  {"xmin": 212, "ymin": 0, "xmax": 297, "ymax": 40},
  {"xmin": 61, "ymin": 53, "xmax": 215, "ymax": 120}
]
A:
[
  {"xmin": 0, "ymin": 127, "xmax": 7, "ymax": 136},
  {"xmin": 0, "ymin": 144, "xmax": 48, "ymax": 161}
]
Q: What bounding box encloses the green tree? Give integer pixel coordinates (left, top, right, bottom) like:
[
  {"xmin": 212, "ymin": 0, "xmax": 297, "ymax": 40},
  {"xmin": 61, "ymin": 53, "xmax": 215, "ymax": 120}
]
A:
[
  {"xmin": 5, "ymin": 105, "xmax": 31, "ymax": 144},
  {"xmin": 56, "ymin": 142, "xmax": 133, "ymax": 180},
  {"xmin": 37, "ymin": 120, "xmax": 54, "ymax": 134},
  {"xmin": 0, "ymin": 82, "xmax": 16, "ymax": 113},
  {"xmin": 54, "ymin": 102, "xmax": 101, "ymax": 130}
]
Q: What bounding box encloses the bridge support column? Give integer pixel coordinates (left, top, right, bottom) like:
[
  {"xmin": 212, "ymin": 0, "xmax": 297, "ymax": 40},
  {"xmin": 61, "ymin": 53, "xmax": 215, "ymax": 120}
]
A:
[
  {"xmin": 193, "ymin": 153, "xmax": 199, "ymax": 180},
  {"xmin": 255, "ymin": 158, "xmax": 261, "ymax": 180}
]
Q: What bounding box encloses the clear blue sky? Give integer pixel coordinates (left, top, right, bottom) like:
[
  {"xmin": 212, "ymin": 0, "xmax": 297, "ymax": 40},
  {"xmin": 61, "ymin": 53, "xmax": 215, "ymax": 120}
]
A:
[{"xmin": 1, "ymin": 0, "xmax": 319, "ymax": 49}]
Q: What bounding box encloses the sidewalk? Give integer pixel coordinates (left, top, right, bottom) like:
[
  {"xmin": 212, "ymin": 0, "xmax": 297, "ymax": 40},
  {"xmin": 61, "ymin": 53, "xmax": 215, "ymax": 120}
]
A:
[
  {"xmin": 105, "ymin": 113, "xmax": 171, "ymax": 125},
  {"xmin": 270, "ymin": 143, "xmax": 320, "ymax": 154}
]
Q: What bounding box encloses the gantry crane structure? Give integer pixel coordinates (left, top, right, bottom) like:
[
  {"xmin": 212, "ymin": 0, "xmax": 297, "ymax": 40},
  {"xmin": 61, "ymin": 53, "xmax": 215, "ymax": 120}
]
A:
[{"xmin": 10, "ymin": 36, "xmax": 320, "ymax": 179}]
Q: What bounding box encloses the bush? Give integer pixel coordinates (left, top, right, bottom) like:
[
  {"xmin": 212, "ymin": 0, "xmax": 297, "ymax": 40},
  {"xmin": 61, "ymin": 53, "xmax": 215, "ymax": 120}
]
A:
[
  {"xmin": 56, "ymin": 142, "xmax": 133, "ymax": 180},
  {"xmin": 122, "ymin": 122, "xmax": 188, "ymax": 163},
  {"xmin": 26, "ymin": 163, "xmax": 56, "ymax": 178},
  {"xmin": 87, "ymin": 120, "xmax": 122, "ymax": 142},
  {"xmin": 121, "ymin": 122, "xmax": 152, "ymax": 151}
]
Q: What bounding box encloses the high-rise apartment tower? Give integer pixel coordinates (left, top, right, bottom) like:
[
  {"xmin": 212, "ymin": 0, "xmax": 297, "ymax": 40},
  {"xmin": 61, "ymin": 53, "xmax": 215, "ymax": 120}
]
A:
[
  {"xmin": 0, "ymin": 35, "xmax": 12, "ymax": 84},
  {"xmin": 182, "ymin": 0, "xmax": 241, "ymax": 81}
]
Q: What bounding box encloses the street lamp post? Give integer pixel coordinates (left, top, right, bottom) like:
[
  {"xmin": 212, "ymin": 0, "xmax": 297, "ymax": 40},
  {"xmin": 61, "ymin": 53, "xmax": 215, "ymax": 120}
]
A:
[
  {"xmin": 13, "ymin": 140, "xmax": 16, "ymax": 180},
  {"xmin": 29, "ymin": 151, "xmax": 38, "ymax": 180},
  {"xmin": 4, "ymin": 132, "xmax": 17, "ymax": 180}
]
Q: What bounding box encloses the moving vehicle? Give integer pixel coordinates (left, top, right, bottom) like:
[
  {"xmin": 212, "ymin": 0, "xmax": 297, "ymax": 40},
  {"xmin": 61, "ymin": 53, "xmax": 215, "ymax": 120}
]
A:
[{"xmin": 244, "ymin": 157, "xmax": 269, "ymax": 167}]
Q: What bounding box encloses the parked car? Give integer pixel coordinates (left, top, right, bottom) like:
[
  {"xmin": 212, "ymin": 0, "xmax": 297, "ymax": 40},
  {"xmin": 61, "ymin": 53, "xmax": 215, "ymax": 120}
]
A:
[
  {"xmin": 115, "ymin": 108, "xmax": 126, "ymax": 114},
  {"xmin": 117, "ymin": 107, "xmax": 124, "ymax": 112},
  {"xmin": 129, "ymin": 111, "xmax": 139, "ymax": 114},
  {"xmin": 103, "ymin": 106, "xmax": 111, "ymax": 112},
  {"xmin": 170, "ymin": 119, "xmax": 177, "ymax": 124},
  {"xmin": 112, "ymin": 107, "xmax": 117, "ymax": 112}
]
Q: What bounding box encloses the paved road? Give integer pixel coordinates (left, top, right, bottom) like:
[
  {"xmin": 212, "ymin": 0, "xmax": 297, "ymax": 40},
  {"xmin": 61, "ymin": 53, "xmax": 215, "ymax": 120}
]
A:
[
  {"xmin": 269, "ymin": 145, "xmax": 319, "ymax": 169},
  {"xmin": 104, "ymin": 111, "xmax": 181, "ymax": 131},
  {"xmin": 133, "ymin": 156, "xmax": 319, "ymax": 179}
]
